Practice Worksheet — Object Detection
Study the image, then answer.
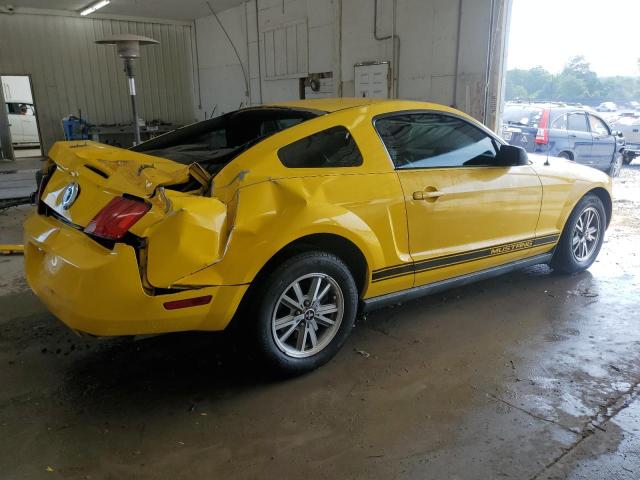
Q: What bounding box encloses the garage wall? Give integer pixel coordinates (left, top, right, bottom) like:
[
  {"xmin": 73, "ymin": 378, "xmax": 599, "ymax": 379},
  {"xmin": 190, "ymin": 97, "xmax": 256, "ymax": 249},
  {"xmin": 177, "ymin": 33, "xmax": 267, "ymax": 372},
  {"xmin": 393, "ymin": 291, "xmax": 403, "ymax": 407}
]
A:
[
  {"xmin": 194, "ymin": 0, "xmax": 509, "ymax": 130},
  {"xmin": 0, "ymin": 12, "xmax": 197, "ymax": 152}
]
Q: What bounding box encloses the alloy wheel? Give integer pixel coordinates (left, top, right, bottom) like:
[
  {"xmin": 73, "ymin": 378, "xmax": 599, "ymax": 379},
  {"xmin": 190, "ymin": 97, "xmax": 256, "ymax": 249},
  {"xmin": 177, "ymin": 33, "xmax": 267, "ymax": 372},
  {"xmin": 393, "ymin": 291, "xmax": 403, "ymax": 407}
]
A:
[
  {"xmin": 271, "ymin": 273, "xmax": 344, "ymax": 358},
  {"xmin": 571, "ymin": 206, "xmax": 601, "ymax": 262}
]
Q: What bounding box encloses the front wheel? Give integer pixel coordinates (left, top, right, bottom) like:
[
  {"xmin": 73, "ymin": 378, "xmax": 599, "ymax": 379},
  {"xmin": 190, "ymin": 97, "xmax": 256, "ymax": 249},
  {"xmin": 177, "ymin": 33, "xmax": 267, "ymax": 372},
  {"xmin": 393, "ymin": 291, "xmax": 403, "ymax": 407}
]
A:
[
  {"xmin": 551, "ymin": 194, "xmax": 606, "ymax": 274},
  {"xmin": 608, "ymin": 153, "xmax": 623, "ymax": 177},
  {"xmin": 252, "ymin": 251, "xmax": 358, "ymax": 374}
]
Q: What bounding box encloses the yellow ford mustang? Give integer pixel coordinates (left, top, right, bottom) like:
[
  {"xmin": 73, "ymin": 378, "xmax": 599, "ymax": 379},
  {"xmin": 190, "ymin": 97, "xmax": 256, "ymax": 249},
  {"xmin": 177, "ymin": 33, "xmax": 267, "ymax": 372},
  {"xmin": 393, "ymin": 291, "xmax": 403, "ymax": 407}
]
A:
[{"xmin": 24, "ymin": 98, "xmax": 612, "ymax": 373}]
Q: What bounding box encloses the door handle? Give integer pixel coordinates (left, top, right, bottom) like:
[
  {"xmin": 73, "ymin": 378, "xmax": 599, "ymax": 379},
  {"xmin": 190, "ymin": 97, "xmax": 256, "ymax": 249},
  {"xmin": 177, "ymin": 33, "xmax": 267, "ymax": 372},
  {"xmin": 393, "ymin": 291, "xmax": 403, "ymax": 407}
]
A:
[
  {"xmin": 569, "ymin": 134, "xmax": 577, "ymax": 138},
  {"xmin": 413, "ymin": 190, "xmax": 445, "ymax": 200}
]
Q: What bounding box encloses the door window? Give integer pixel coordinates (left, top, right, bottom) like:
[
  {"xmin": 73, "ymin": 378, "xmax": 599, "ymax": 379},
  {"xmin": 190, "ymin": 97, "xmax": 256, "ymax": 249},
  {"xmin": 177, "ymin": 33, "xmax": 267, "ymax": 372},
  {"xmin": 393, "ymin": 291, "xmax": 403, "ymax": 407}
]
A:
[
  {"xmin": 375, "ymin": 113, "xmax": 498, "ymax": 169},
  {"xmin": 588, "ymin": 114, "xmax": 610, "ymax": 136},
  {"xmin": 567, "ymin": 113, "xmax": 589, "ymax": 132}
]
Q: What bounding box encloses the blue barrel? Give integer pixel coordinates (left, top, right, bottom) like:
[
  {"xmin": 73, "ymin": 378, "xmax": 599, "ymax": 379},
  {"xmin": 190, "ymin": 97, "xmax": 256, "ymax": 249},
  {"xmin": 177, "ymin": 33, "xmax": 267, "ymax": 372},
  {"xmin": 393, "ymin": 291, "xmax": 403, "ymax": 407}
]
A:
[{"xmin": 63, "ymin": 118, "xmax": 89, "ymax": 140}]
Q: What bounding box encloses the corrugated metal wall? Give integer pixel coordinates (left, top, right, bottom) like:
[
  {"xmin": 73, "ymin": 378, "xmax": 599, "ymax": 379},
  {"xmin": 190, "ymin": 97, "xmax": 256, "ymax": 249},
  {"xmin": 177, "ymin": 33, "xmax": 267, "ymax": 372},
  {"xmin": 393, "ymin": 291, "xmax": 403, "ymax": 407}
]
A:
[{"xmin": 0, "ymin": 13, "xmax": 196, "ymax": 152}]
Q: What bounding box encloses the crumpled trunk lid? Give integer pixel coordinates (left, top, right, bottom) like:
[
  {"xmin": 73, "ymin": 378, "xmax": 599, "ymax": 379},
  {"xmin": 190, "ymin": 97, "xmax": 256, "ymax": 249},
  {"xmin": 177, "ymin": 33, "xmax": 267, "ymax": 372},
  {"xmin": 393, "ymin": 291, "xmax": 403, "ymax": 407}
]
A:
[
  {"xmin": 41, "ymin": 141, "xmax": 208, "ymax": 228},
  {"xmin": 40, "ymin": 141, "xmax": 229, "ymax": 289}
]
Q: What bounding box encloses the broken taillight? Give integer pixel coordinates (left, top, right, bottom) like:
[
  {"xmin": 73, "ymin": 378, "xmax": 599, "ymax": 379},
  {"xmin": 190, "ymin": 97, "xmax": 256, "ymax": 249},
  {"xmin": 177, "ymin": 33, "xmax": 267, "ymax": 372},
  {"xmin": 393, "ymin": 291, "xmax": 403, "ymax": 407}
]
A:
[{"xmin": 84, "ymin": 197, "xmax": 150, "ymax": 241}]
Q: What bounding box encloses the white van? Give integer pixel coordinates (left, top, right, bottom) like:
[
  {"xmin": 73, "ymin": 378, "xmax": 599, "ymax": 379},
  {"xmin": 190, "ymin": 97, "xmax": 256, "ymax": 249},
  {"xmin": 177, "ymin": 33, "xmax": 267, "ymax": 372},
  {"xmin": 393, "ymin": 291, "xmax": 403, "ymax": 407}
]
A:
[{"xmin": 5, "ymin": 101, "xmax": 39, "ymax": 146}]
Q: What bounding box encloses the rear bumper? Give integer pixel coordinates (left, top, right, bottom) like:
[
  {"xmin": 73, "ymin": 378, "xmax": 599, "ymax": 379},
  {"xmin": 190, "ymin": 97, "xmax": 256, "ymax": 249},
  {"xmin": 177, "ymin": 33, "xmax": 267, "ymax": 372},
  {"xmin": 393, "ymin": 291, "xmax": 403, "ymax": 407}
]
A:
[
  {"xmin": 24, "ymin": 214, "xmax": 248, "ymax": 336},
  {"xmin": 624, "ymin": 143, "xmax": 640, "ymax": 155}
]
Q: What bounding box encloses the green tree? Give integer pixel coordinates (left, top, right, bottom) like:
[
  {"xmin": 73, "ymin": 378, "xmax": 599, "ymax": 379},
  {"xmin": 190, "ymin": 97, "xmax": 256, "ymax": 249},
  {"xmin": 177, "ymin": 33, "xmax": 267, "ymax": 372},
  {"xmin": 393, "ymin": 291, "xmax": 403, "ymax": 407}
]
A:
[
  {"xmin": 505, "ymin": 56, "xmax": 640, "ymax": 105},
  {"xmin": 554, "ymin": 75, "xmax": 588, "ymax": 102}
]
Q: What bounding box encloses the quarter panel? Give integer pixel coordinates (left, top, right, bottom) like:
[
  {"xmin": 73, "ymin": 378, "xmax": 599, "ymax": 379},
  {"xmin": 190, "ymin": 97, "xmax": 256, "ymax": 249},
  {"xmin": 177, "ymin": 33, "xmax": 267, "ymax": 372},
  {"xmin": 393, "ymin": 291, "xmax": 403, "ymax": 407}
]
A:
[{"xmin": 176, "ymin": 173, "xmax": 413, "ymax": 299}]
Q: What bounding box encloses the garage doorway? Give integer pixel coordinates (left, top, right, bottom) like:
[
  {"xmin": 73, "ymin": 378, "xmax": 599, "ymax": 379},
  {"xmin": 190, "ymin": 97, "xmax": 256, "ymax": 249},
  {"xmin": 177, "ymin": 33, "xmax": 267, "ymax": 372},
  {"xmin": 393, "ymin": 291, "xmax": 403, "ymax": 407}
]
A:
[
  {"xmin": 1, "ymin": 75, "xmax": 43, "ymax": 158},
  {"xmin": 499, "ymin": 0, "xmax": 640, "ymax": 170}
]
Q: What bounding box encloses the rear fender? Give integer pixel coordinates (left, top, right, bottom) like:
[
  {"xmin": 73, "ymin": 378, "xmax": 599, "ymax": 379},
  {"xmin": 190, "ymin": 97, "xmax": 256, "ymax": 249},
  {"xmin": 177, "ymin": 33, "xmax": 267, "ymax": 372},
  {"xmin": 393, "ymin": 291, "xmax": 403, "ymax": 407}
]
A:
[
  {"xmin": 144, "ymin": 192, "xmax": 228, "ymax": 288},
  {"xmin": 173, "ymin": 178, "xmax": 388, "ymax": 288}
]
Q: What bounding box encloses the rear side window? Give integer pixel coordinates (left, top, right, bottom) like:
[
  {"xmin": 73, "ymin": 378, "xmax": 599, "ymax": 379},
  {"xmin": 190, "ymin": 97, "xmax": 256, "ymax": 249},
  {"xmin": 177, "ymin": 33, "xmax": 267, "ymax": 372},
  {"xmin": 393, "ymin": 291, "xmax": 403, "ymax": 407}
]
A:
[{"xmin": 278, "ymin": 126, "xmax": 363, "ymax": 168}]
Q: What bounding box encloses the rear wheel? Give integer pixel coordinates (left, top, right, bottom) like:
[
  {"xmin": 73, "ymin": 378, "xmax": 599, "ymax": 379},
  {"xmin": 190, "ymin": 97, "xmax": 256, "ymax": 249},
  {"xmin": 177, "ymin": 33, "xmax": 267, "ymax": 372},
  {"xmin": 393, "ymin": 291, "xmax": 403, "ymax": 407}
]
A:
[
  {"xmin": 608, "ymin": 153, "xmax": 623, "ymax": 177},
  {"xmin": 558, "ymin": 151, "xmax": 573, "ymax": 160},
  {"xmin": 551, "ymin": 194, "xmax": 606, "ymax": 274},
  {"xmin": 252, "ymin": 251, "xmax": 358, "ymax": 374},
  {"xmin": 622, "ymin": 153, "xmax": 634, "ymax": 165}
]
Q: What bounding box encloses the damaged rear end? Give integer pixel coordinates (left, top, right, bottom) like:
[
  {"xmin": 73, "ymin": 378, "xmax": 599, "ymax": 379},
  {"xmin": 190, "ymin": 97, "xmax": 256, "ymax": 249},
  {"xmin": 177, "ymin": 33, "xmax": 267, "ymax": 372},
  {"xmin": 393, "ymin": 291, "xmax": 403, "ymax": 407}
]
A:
[{"xmin": 24, "ymin": 141, "xmax": 245, "ymax": 335}]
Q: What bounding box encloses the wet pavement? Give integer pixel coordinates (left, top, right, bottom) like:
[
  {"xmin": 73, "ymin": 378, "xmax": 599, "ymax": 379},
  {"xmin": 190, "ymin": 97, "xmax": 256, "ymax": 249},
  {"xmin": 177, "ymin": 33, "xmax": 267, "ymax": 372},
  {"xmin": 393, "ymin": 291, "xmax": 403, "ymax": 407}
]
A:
[{"xmin": 1, "ymin": 165, "xmax": 640, "ymax": 479}]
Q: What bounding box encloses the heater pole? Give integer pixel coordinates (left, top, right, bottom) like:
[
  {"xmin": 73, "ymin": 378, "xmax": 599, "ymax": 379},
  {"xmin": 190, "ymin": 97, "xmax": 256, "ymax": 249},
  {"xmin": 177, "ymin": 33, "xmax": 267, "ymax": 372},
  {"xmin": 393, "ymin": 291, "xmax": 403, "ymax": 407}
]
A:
[
  {"xmin": 123, "ymin": 58, "xmax": 141, "ymax": 145},
  {"xmin": 96, "ymin": 34, "xmax": 158, "ymax": 147}
]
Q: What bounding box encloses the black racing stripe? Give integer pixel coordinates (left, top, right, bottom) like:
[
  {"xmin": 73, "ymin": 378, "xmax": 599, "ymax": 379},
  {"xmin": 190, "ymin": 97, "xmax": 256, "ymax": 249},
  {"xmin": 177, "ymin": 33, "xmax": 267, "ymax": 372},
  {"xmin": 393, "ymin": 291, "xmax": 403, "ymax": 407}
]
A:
[
  {"xmin": 371, "ymin": 263, "xmax": 414, "ymax": 281},
  {"xmin": 413, "ymin": 248, "xmax": 493, "ymax": 274},
  {"xmin": 371, "ymin": 234, "xmax": 559, "ymax": 278},
  {"xmin": 371, "ymin": 270, "xmax": 417, "ymax": 283},
  {"xmin": 410, "ymin": 243, "xmax": 557, "ymax": 278},
  {"xmin": 372, "ymin": 234, "xmax": 560, "ymax": 283},
  {"xmin": 533, "ymin": 234, "xmax": 560, "ymax": 246}
]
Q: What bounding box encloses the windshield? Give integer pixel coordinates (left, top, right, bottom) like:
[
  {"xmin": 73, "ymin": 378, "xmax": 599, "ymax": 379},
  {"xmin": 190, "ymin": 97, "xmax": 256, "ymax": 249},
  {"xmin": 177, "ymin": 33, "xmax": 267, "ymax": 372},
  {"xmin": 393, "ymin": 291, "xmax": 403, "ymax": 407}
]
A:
[
  {"xmin": 502, "ymin": 106, "xmax": 544, "ymax": 128},
  {"xmin": 133, "ymin": 107, "xmax": 323, "ymax": 175}
]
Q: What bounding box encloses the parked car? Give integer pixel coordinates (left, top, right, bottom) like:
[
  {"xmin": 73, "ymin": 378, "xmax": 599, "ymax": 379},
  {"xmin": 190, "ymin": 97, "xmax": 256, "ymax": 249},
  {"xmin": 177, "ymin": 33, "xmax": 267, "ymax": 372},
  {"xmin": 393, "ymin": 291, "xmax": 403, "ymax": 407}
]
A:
[
  {"xmin": 25, "ymin": 99, "xmax": 612, "ymax": 373},
  {"xmin": 596, "ymin": 102, "xmax": 617, "ymax": 112},
  {"xmin": 502, "ymin": 103, "xmax": 624, "ymax": 176},
  {"xmin": 4, "ymin": 101, "xmax": 39, "ymax": 146},
  {"xmin": 614, "ymin": 113, "xmax": 640, "ymax": 164}
]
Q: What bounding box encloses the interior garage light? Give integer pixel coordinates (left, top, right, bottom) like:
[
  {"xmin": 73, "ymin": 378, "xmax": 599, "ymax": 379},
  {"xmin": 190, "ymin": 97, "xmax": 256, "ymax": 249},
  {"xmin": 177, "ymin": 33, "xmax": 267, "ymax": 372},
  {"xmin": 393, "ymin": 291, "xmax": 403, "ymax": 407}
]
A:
[{"xmin": 80, "ymin": 0, "xmax": 110, "ymax": 16}]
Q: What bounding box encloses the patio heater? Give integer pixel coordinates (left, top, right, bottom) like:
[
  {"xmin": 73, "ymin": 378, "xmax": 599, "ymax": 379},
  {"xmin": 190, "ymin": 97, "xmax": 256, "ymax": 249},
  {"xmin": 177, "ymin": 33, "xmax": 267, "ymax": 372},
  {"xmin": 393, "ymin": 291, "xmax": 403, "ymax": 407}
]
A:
[{"xmin": 95, "ymin": 34, "xmax": 159, "ymax": 145}]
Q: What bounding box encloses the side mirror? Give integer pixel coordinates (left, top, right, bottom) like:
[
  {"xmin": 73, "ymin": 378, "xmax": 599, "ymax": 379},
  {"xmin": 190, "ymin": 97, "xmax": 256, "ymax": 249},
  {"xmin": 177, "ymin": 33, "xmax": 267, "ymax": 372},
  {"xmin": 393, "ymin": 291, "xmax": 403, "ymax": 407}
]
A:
[
  {"xmin": 613, "ymin": 130, "xmax": 624, "ymax": 138},
  {"xmin": 495, "ymin": 144, "xmax": 529, "ymax": 166}
]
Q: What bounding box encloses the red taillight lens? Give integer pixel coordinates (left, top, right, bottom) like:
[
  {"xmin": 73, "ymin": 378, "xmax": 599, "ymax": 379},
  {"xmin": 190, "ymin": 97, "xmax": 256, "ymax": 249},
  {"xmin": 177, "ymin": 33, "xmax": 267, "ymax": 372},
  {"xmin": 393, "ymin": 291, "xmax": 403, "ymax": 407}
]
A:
[
  {"xmin": 535, "ymin": 109, "xmax": 550, "ymax": 145},
  {"xmin": 84, "ymin": 197, "xmax": 150, "ymax": 240},
  {"xmin": 163, "ymin": 295, "xmax": 212, "ymax": 310}
]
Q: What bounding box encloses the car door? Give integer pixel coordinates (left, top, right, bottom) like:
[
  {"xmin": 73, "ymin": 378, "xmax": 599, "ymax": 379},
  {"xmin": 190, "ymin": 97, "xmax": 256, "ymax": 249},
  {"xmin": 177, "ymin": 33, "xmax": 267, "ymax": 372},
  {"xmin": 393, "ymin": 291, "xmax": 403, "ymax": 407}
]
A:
[
  {"xmin": 588, "ymin": 113, "xmax": 615, "ymax": 169},
  {"xmin": 566, "ymin": 112, "xmax": 593, "ymax": 163},
  {"xmin": 375, "ymin": 112, "xmax": 543, "ymax": 287}
]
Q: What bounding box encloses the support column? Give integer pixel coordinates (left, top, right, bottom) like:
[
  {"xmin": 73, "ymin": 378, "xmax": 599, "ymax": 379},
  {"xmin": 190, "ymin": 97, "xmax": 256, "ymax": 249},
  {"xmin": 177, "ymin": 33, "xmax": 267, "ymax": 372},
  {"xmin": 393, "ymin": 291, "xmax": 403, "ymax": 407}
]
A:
[{"xmin": 0, "ymin": 80, "xmax": 15, "ymax": 161}]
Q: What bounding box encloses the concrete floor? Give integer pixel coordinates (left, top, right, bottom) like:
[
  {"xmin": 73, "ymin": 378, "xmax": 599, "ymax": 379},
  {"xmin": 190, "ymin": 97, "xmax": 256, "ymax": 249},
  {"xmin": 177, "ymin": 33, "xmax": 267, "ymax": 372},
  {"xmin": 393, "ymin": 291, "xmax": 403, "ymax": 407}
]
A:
[{"xmin": 1, "ymin": 166, "xmax": 639, "ymax": 479}]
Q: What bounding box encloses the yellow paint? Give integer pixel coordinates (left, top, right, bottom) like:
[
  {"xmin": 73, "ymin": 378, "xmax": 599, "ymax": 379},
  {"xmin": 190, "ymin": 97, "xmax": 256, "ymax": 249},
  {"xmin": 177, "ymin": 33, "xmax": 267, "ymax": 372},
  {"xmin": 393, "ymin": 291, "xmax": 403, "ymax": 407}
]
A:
[{"xmin": 23, "ymin": 99, "xmax": 612, "ymax": 336}]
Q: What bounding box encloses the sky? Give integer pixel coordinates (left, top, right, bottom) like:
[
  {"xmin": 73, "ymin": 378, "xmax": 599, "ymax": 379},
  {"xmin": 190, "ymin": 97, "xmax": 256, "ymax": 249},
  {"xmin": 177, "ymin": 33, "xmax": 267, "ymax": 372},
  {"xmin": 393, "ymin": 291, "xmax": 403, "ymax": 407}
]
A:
[{"xmin": 507, "ymin": 0, "xmax": 640, "ymax": 77}]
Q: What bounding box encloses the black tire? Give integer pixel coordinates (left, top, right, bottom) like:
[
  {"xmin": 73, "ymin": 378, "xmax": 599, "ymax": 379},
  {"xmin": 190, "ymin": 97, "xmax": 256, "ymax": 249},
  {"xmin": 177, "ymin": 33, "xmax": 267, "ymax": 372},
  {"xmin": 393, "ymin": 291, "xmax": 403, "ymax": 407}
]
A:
[
  {"xmin": 251, "ymin": 251, "xmax": 358, "ymax": 375},
  {"xmin": 551, "ymin": 193, "xmax": 606, "ymax": 274},
  {"xmin": 622, "ymin": 154, "xmax": 633, "ymax": 165},
  {"xmin": 558, "ymin": 152, "xmax": 573, "ymax": 160},
  {"xmin": 608, "ymin": 153, "xmax": 623, "ymax": 177}
]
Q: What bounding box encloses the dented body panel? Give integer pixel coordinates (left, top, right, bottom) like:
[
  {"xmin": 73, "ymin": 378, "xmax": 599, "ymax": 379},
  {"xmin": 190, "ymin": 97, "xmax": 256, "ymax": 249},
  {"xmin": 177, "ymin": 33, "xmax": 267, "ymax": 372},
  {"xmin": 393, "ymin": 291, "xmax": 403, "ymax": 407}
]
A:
[{"xmin": 24, "ymin": 99, "xmax": 612, "ymax": 336}]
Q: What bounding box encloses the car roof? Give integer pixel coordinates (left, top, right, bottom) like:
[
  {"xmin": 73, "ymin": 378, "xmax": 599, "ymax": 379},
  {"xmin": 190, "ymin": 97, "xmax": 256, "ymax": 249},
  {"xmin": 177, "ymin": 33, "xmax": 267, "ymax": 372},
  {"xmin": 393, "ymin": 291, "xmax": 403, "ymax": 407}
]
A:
[
  {"xmin": 266, "ymin": 97, "xmax": 388, "ymax": 112},
  {"xmin": 264, "ymin": 97, "xmax": 465, "ymax": 116},
  {"xmin": 259, "ymin": 98, "xmax": 482, "ymax": 134}
]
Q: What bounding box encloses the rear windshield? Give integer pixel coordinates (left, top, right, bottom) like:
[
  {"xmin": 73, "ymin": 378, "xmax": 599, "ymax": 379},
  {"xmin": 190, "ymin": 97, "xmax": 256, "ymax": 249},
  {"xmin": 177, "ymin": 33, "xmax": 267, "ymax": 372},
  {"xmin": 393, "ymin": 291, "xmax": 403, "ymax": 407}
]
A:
[
  {"xmin": 502, "ymin": 106, "xmax": 544, "ymax": 128},
  {"xmin": 132, "ymin": 107, "xmax": 323, "ymax": 175}
]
